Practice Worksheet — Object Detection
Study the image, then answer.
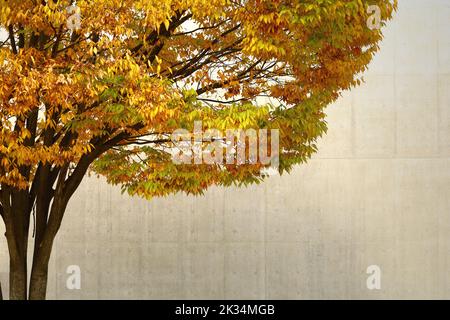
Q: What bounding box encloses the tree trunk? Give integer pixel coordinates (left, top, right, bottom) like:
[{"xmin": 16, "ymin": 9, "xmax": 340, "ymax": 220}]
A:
[
  {"xmin": 9, "ymin": 259, "xmax": 27, "ymax": 300},
  {"xmin": 1, "ymin": 142, "xmax": 104, "ymax": 300},
  {"xmin": 2, "ymin": 189, "xmax": 61, "ymax": 300},
  {"xmin": 29, "ymin": 269, "xmax": 49, "ymax": 300},
  {"xmin": 29, "ymin": 189, "xmax": 69, "ymax": 300},
  {"xmin": 29, "ymin": 237, "xmax": 55, "ymax": 300}
]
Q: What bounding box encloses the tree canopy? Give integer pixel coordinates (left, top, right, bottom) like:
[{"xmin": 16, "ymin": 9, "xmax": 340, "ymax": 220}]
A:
[{"xmin": 0, "ymin": 0, "xmax": 396, "ymax": 199}]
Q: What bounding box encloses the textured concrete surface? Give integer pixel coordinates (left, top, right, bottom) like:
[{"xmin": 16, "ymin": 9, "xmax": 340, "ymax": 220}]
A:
[{"xmin": 1, "ymin": 0, "xmax": 449, "ymax": 299}]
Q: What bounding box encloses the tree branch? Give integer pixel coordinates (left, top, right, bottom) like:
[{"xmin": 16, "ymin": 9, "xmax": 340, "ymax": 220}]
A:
[{"xmin": 8, "ymin": 25, "xmax": 17, "ymax": 54}]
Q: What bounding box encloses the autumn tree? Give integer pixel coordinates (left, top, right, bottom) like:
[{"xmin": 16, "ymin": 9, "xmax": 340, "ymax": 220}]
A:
[{"xmin": 0, "ymin": 0, "xmax": 396, "ymax": 300}]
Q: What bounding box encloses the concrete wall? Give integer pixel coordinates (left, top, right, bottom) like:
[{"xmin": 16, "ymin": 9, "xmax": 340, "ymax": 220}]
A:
[{"xmin": 1, "ymin": 0, "xmax": 449, "ymax": 299}]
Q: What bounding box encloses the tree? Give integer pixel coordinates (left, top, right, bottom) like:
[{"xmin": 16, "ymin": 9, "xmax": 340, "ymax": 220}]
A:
[{"xmin": 0, "ymin": 0, "xmax": 396, "ymax": 300}]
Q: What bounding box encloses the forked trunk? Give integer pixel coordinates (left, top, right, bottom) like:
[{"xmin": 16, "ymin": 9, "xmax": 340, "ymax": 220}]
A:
[
  {"xmin": 2, "ymin": 189, "xmax": 67, "ymax": 300},
  {"xmin": 1, "ymin": 143, "xmax": 103, "ymax": 300}
]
